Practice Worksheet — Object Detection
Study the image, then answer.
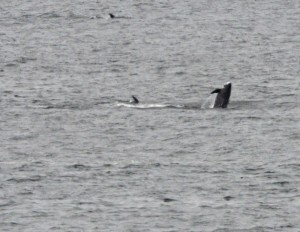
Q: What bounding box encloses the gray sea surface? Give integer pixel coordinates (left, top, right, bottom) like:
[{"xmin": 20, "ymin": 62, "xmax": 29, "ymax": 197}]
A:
[{"xmin": 1, "ymin": 0, "xmax": 300, "ymax": 231}]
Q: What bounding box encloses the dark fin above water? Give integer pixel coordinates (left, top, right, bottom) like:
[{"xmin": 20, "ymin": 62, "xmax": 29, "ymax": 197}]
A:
[
  {"xmin": 132, "ymin": 95, "xmax": 139, "ymax": 104},
  {"xmin": 163, "ymin": 198, "xmax": 176, "ymax": 202},
  {"xmin": 211, "ymin": 88, "xmax": 221, "ymax": 94},
  {"xmin": 108, "ymin": 13, "xmax": 130, "ymax": 19}
]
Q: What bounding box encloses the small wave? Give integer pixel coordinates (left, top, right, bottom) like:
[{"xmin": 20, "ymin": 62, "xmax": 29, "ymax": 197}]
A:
[
  {"xmin": 39, "ymin": 12, "xmax": 62, "ymax": 19},
  {"xmin": 67, "ymin": 164, "xmax": 91, "ymax": 170},
  {"xmin": 272, "ymin": 181, "xmax": 290, "ymax": 186},
  {"xmin": 5, "ymin": 63, "xmax": 18, "ymax": 67},
  {"xmin": 68, "ymin": 12, "xmax": 89, "ymax": 19},
  {"xmin": 43, "ymin": 102, "xmax": 92, "ymax": 110},
  {"xmin": 9, "ymin": 134, "xmax": 38, "ymax": 141},
  {"xmin": 7, "ymin": 176, "xmax": 44, "ymax": 183},
  {"xmin": 121, "ymin": 162, "xmax": 160, "ymax": 168},
  {"xmin": 0, "ymin": 200, "xmax": 15, "ymax": 208}
]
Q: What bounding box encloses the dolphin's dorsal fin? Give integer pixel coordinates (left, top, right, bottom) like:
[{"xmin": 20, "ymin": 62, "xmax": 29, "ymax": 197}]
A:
[
  {"xmin": 109, "ymin": 13, "xmax": 115, "ymax": 18},
  {"xmin": 132, "ymin": 95, "xmax": 139, "ymax": 103},
  {"xmin": 211, "ymin": 88, "xmax": 221, "ymax": 94}
]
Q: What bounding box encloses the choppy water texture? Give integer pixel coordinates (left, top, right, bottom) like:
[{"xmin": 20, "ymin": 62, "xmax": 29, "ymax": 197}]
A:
[{"xmin": 1, "ymin": 0, "xmax": 300, "ymax": 231}]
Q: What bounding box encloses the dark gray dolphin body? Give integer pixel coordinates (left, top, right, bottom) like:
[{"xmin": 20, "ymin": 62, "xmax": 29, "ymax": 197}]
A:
[
  {"xmin": 211, "ymin": 82, "xmax": 232, "ymax": 108},
  {"xmin": 109, "ymin": 13, "xmax": 115, "ymax": 18},
  {"xmin": 109, "ymin": 13, "xmax": 130, "ymax": 19},
  {"xmin": 129, "ymin": 95, "xmax": 139, "ymax": 104}
]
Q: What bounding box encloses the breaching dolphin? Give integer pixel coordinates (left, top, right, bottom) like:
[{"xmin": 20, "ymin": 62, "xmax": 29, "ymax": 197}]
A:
[{"xmin": 211, "ymin": 82, "xmax": 231, "ymax": 108}]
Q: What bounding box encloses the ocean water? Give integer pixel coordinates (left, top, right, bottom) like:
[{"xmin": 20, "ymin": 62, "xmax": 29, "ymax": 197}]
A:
[{"xmin": 0, "ymin": 0, "xmax": 300, "ymax": 231}]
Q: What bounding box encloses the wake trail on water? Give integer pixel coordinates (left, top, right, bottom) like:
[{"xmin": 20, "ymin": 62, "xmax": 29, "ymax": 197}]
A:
[{"xmin": 116, "ymin": 102, "xmax": 184, "ymax": 109}]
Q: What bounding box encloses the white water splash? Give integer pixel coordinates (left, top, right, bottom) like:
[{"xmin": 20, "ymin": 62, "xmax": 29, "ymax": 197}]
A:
[{"xmin": 201, "ymin": 94, "xmax": 216, "ymax": 109}]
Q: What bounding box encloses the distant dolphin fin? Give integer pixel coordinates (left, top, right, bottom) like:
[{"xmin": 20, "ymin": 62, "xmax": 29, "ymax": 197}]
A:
[
  {"xmin": 131, "ymin": 95, "xmax": 139, "ymax": 103},
  {"xmin": 211, "ymin": 88, "xmax": 221, "ymax": 94},
  {"xmin": 109, "ymin": 13, "xmax": 115, "ymax": 18}
]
